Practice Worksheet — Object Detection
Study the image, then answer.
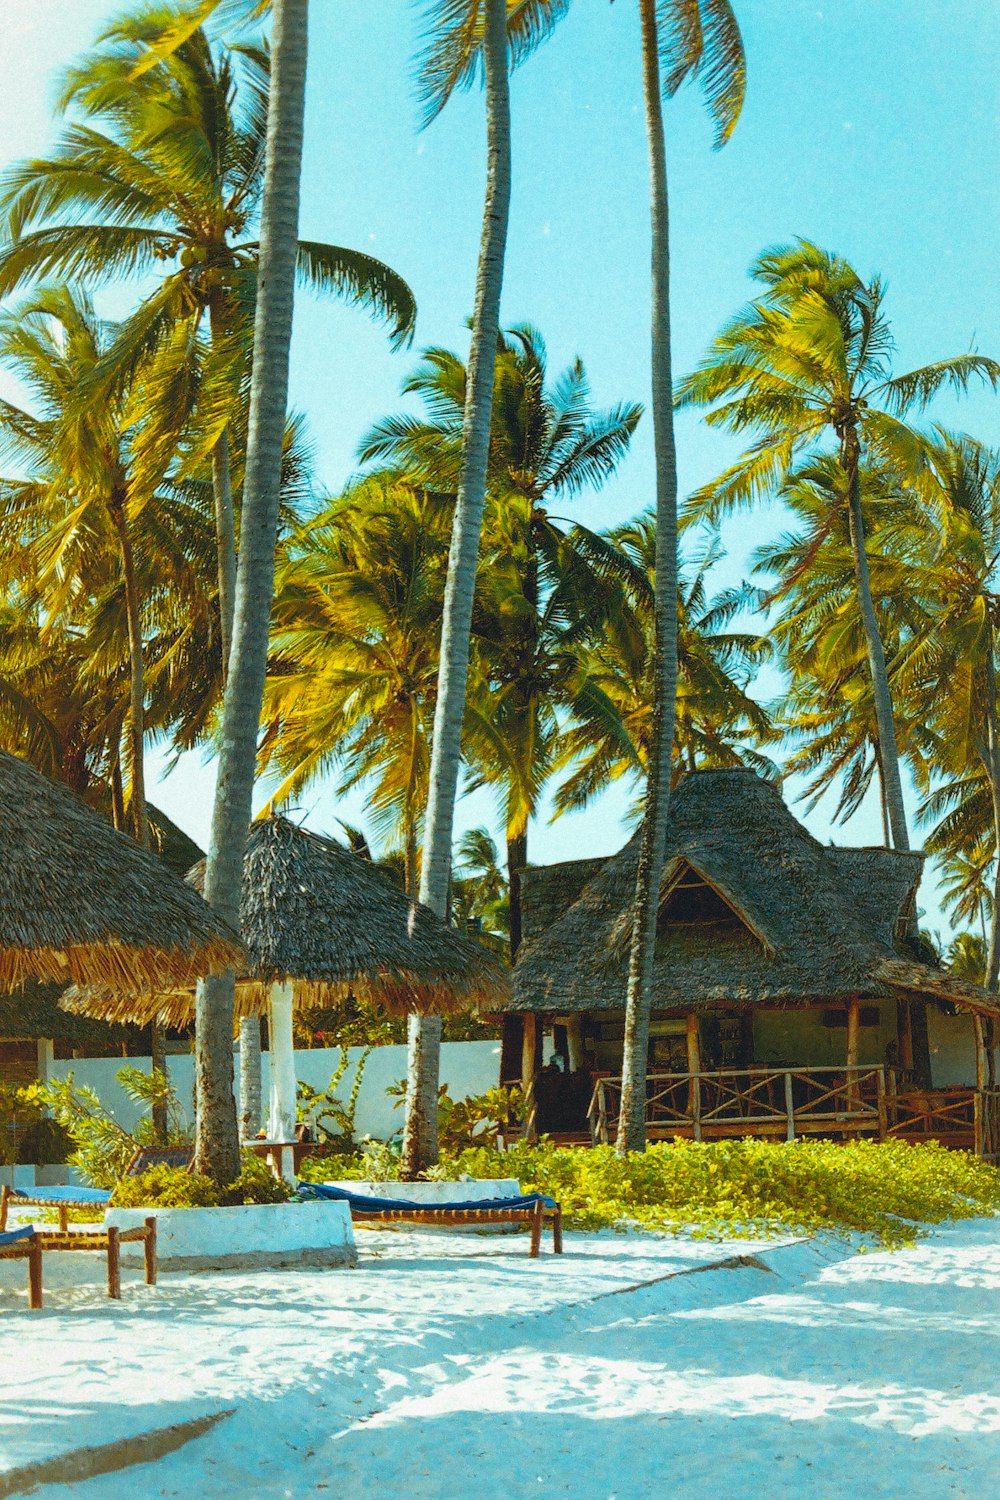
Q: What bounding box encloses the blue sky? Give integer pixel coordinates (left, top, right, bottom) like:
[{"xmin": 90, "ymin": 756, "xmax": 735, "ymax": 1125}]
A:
[{"xmin": 3, "ymin": 0, "xmax": 999, "ymax": 939}]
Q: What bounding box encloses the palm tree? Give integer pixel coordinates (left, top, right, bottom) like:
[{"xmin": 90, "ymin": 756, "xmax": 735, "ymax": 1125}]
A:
[
  {"xmin": 676, "ymin": 240, "xmax": 1000, "ymax": 854},
  {"xmin": 900, "ymin": 435, "xmax": 1000, "ymax": 992},
  {"xmin": 194, "ymin": 0, "xmax": 309, "ymax": 1182},
  {"xmin": 0, "ymin": 4, "xmax": 415, "ymax": 671},
  {"xmin": 617, "ymin": 0, "xmax": 746, "ymax": 1155},
  {"xmin": 403, "ymin": 0, "xmax": 569, "ymax": 1174},
  {"xmin": 553, "ymin": 517, "xmax": 776, "ymax": 819},
  {"xmin": 365, "ymin": 323, "xmax": 641, "ymax": 954},
  {"xmin": 261, "ymin": 477, "xmax": 452, "ymax": 894},
  {"xmin": 0, "ymin": 284, "xmax": 181, "ymax": 1135}
]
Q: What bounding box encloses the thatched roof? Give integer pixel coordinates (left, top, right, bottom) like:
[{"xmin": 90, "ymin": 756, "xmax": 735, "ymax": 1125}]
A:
[
  {"xmin": 64, "ymin": 815, "xmax": 509, "ymax": 1027},
  {"xmin": 0, "ymin": 748, "xmax": 242, "ymax": 994},
  {"xmin": 512, "ymin": 768, "xmax": 1000, "ymax": 1018}
]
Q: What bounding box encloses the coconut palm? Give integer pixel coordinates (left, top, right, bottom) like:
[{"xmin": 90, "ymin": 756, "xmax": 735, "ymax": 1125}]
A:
[
  {"xmin": 194, "ymin": 0, "xmax": 309, "ymax": 1182},
  {"xmin": 0, "ymin": 4, "xmax": 415, "ymax": 672},
  {"xmin": 617, "ymin": 0, "xmax": 746, "ymax": 1155},
  {"xmin": 365, "ymin": 323, "xmax": 641, "ymax": 955},
  {"xmin": 676, "ymin": 240, "xmax": 1000, "ymax": 854},
  {"xmin": 553, "ymin": 517, "xmax": 776, "ymax": 819},
  {"xmin": 404, "ymin": 0, "xmax": 570, "ymax": 1174},
  {"xmin": 261, "ymin": 477, "xmax": 453, "ymax": 895}
]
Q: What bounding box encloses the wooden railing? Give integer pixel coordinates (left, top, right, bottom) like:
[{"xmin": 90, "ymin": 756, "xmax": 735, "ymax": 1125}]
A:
[{"xmin": 587, "ymin": 1067, "xmax": 1000, "ymax": 1154}]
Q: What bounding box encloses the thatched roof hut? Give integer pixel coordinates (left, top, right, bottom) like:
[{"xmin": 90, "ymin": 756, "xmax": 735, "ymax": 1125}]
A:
[
  {"xmin": 0, "ymin": 748, "xmax": 242, "ymax": 995},
  {"xmin": 512, "ymin": 768, "xmax": 1000, "ymax": 1019},
  {"xmin": 64, "ymin": 815, "xmax": 509, "ymax": 1027}
]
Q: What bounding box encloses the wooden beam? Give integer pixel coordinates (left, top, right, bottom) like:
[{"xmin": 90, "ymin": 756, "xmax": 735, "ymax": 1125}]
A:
[
  {"xmin": 896, "ymin": 997, "xmax": 913, "ymax": 1074},
  {"xmin": 521, "ymin": 1013, "xmax": 538, "ymax": 1142},
  {"xmin": 846, "ymin": 996, "xmax": 860, "ymax": 1108},
  {"xmin": 686, "ymin": 1011, "xmax": 701, "ymax": 1138}
]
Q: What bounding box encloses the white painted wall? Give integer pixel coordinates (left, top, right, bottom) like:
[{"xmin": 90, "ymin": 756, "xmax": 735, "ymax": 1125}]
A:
[{"xmin": 51, "ymin": 1039, "xmax": 503, "ymax": 1143}]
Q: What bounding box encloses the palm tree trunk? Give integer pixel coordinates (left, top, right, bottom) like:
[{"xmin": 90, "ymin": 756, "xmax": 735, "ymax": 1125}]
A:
[
  {"xmin": 983, "ymin": 634, "xmax": 1000, "ymax": 998},
  {"xmin": 111, "ymin": 503, "xmax": 168, "ymax": 1144},
  {"xmin": 616, "ymin": 0, "xmax": 680, "ymax": 1156},
  {"xmin": 208, "ymin": 300, "xmax": 237, "ymax": 676},
  {"xmin": 401, "ymin": 0, "xmax": 511, "ymax": 1178},
  {"xmin": 842, "ymin": 437, "xmax": 909, "ymax": 852},
  {"xmin": 195, "ymin": 0, "xmax": 308, "ymax": 1183},
  {"xmin": 507, "ymin": 827, "xmax": 527, "ymax": 961}
]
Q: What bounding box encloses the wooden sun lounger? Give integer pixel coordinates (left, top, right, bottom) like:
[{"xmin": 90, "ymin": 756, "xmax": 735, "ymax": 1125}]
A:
[
  {"xmin": 0, "ymin": 1228, "xmax": 43, "ymax": 1310},
  {"xmin": 343, "ymin": 1197, "xmax": 563, "ymax": 1257},
  {"xmin": 0, "ymin": 1208, "xmax": 157, "ymax": 1309},
  {"xmin": 1, "ymin": 1184, "xmax": 110, "ymax": 1232}
]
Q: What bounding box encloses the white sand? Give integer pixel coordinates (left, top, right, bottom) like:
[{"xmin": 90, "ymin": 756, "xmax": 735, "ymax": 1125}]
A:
[{"xmin": 2, "ymin": 1216, "xmax": 1000, "ymax": 1498}]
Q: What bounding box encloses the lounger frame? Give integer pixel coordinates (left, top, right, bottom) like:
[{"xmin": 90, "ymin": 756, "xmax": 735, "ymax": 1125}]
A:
[
  {"xmin": 346, "ymin": 1197, "xmax": 563, "ymax": 1256},
  {"xmin": 0, "ymin": 1191, "xmax": 157, "ymax": 1308}
]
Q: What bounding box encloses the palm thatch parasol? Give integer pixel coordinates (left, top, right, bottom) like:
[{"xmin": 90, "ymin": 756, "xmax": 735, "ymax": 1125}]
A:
[
  {"xmin": 63, "ymin": 814, "xmax": 509, "ymax": 1027},
  {"xmin": 0, "ymin": 748, "xmax": 242, "ymax": 994}
]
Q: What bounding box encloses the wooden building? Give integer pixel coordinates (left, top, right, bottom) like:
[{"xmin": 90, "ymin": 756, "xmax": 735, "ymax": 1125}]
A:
[{"xmin": 503, "ymin": 769, "xmax": 1000, "ymax": 1153}]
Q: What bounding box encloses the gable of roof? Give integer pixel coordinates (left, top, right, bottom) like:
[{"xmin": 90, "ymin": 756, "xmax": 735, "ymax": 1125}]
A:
[{"xmin": 511, "ymin": 769, "xmax": 946, "ymax": 1014}]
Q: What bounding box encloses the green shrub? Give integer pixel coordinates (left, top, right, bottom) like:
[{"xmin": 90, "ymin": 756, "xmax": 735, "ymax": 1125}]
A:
[
  {"xmin": 29, "ymin": 1068, "xmax": 191, "ymax": 1188},
  {"xmin": 439, "ymin": 1137, "xmax": 1000, "ymax": 1247},
  {"xmin": 110, "ymin": 1153, "xmax": 293, "ymax": 1209}
]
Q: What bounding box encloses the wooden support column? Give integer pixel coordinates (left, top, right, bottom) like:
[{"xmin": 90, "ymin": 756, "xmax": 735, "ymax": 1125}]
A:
[
  {"xmin": 974, "ymin": 1014, "xmax": 986, "ymax": 1157},
  {"xmin": 521, "ymin": 1013, "xmax": 538, "ymax": 1141},
  {"xmin": 846, "ymin": 995, "xmax": 860, "ymax": 1109},
  {"xmin": 499, "ymin": 1013, "xmax": 523, "ymax": 1086},
  {"xmin": 686, "ymin": 1011, "xmax": 701, "ymax": 1140},
  {"xmin": 896, "ymin": 998, "xmax": 913, "ymax": 1075},
  {"xmin": 566, "ymin": 1014, "xmax": 585, "ymax": 1073}
]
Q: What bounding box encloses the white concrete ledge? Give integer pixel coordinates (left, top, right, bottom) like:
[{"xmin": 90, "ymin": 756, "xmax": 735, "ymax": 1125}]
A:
[
  {"xmin": 105, "ymin": 1202, "xmax": 357, "ymax": 1272},
  {"xmin": 325, "ymin": 1178, "xmax": 521, "ymax": 1203}
]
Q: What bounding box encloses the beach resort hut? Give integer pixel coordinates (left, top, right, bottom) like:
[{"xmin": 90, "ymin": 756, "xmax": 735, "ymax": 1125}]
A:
[
  {"xmin": 506, "ymin": 768, "xmax": 1000, "ymax": 1154},
  {"xmin": 66, "ymin": 815, "xmax": 509, "ymax": 1175},
  {"xmin": 0, "ymin": 747, "xmax": 241, "ymax": 998}
]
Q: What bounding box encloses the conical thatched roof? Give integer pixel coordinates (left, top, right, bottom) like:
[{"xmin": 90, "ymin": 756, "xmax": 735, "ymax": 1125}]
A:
[
  {"xmin": 512, "ymin": 768, "xmax": 1000, "ymax": 1019},
  {"xmin": 0, "ymin": 749, "xmax": 242, "ymax": 995},
  {"xmin": 64, "ymin": 815, "xmax": 509, "ymax": 1026}
]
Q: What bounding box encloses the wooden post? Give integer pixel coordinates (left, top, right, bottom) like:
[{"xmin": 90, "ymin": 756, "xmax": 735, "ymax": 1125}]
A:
[
  {"xmin": 974, "ymin": 1015, "xmax": 986, "ymax": 1157},
  {"xmin": 784, "ymin": 1070, "xmax": 795, "ymax": 1141},
  {"xmin": 27, "ymin": 1236, "xmax": 42, "ymax": 1310},
  {"xmin": 686, "ymin": 1011, "xmax": 700, "ymax": 1111},
  {"xmin": 566, "ymin": 1014, "xmax": 585, "ymax": 1073},
  {"xmin": 499, "ymin": 1013, "xmax": 523, "ymax": 1086},
  {"xmin": 0, "ymin": 1184, "xmax": 9, "ymax": 1232},
  {"xmin": 107, "ymin": 1225, "xmax": 121, "ymax": 1300},
  {"xmin": 896, "ymin": 997, "xmax": 913, "ymax": 1074},
  {"xmin": 521, "ymin": 1013, "xmax": 538, "ymax": 1141},
  {"xmin": 846, "ymin": 996, "xmax": 860, "ymax": 1108},
  {"xmin": 529, "ymin": 1197, "xmax": 543, "ymax": 1258},
  {"xmin": 267, "ymin": 981, "xmax": 298, "ymax": 1183},
  {"xmin": 876, "ymin": 1067, "xmax": 887, "ymax": 1141},
  {"xmin": 144, "ymin": 1216, "xmax": 157, "ymax": 1286}
]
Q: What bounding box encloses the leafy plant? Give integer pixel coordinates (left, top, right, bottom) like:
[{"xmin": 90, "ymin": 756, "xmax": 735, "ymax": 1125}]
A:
[
  {"xmin": 439, "ymin": 1137, "xmax": 1000, "ymax": 1248},
  {"xmin": 386, "ymin": 1079, "xmax": 521, "ymax": 1153},
  {"xmin": 111, "ymin": 1152, "xmax": 292, "ymax": 1208},
  {"xmin": 30, "ymin": 1067, "xmax": 191, "ymax": 1189},
  {"xmin": 296, "ymin": 1048, "xmax": 371, "ymax": 1150}
]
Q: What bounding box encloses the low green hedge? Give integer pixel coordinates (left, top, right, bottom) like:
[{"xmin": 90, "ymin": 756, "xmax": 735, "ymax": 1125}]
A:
[
  {"xmin": 309, "ymin": 1137, "xmax": 1000, "ymax": 1247},
  {"xmin": 111, "ymin": 1153, "xmax": 293, "ymax": 1208}
]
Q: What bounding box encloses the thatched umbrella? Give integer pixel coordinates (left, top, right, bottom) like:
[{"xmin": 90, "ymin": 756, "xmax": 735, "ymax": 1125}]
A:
[
  {"xmin": 65, "ymin": 816, "xmax": 509, "ymax": 1160},
  {"xmin": 0, "ymin": 748, "xmax": 242, "ymax": 994}
]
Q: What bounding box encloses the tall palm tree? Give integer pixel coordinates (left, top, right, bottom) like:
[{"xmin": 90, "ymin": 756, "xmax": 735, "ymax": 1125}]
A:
[
  {"xmin": 194, "ymin": 0, "xmax": 309, "ymax": 1182},
  {"xmin": 261, "ymin": 477, "xmax": 452, "ymax": 894},
  {"xmin": 403, "ymin": 0, "xmax": 569, "ymax": 1175},
  {"xmin": 0, "ymin": 285, "xmax": 181, "ymax": 1134},
  {"xmin": 553, "ymin": 516, "xmax": 776, "ymax": 819},
  {"xmin": 365, "ymin": 323, "xmax": 641, "ymax": 954},
  {"xmin": 676, "ymin": 240, "xmax": 1000, "ymax": 853},
  {"xmin": 617, "ymin": 0, "xmax": 746, "ymax": 1155},
  {"xmin": 0, "ymin": 4, "xmax": 415, "ymax": 671}
]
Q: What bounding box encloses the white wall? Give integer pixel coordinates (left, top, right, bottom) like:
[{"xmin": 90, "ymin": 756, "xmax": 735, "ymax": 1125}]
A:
[{"xmin": 51, "ymin": 1039, "xmax": 503, "ymax": 1142}]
